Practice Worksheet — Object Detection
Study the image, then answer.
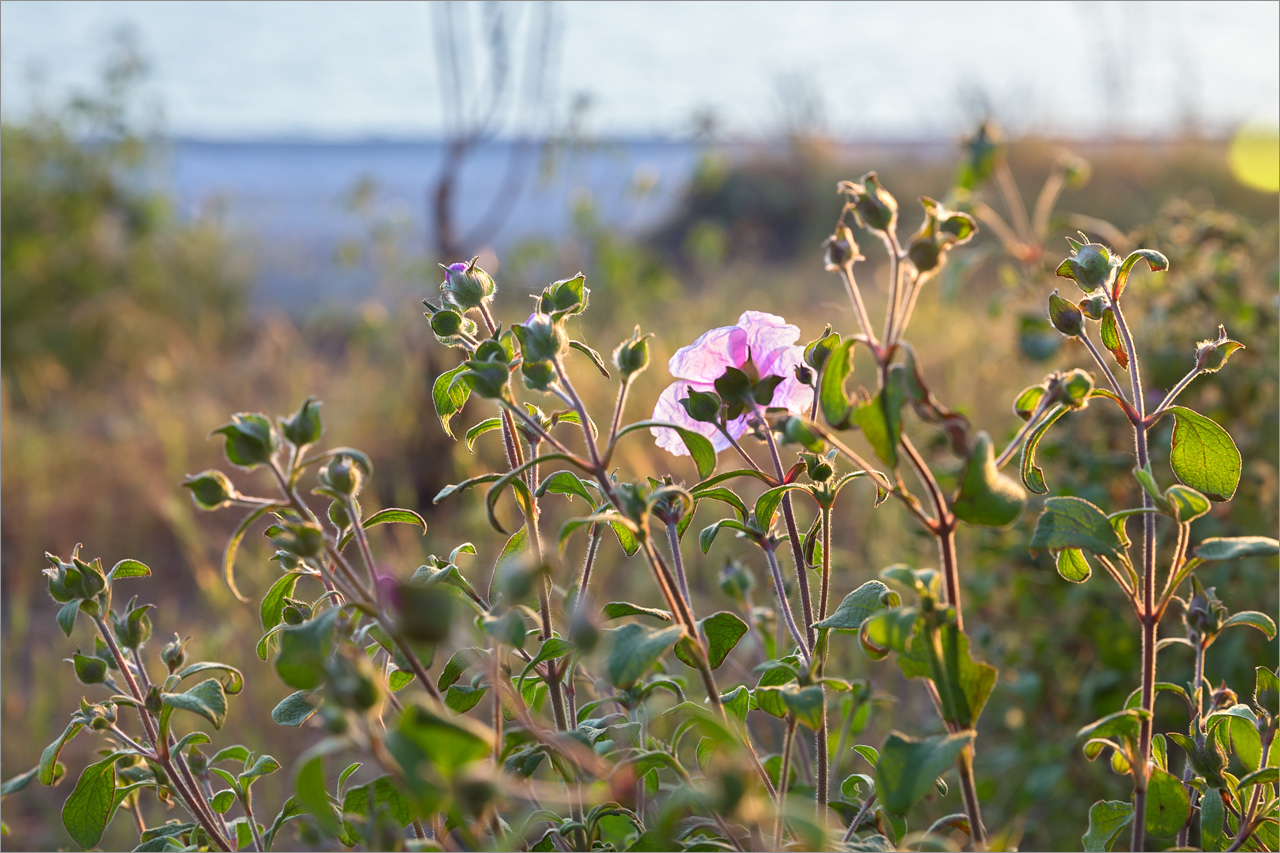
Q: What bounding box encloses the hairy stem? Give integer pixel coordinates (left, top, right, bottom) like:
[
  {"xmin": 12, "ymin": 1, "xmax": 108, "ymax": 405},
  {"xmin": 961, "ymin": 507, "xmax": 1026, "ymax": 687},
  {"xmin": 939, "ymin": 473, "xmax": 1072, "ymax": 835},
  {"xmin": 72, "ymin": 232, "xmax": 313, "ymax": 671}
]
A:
[{"xmin": 775, "ymin": 718, "xmax": 798, "ymax": 849}]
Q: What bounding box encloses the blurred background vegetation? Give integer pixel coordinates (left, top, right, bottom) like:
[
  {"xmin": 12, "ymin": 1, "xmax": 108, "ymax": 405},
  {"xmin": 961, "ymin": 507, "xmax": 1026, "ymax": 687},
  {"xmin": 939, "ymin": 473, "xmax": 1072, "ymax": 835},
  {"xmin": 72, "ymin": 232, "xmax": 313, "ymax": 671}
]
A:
[{"xmin": 2, "ymin": 32, "xmax": 1277, "ymax": 852}]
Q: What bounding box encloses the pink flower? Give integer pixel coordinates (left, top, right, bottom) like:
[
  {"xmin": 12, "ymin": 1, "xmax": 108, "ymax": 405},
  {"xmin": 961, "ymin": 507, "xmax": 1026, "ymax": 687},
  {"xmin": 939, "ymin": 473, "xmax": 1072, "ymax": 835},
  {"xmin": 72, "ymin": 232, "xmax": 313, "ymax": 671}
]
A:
[{"xmin": 651, "ymin": 311, "xmax": 814, "ymax": 456}]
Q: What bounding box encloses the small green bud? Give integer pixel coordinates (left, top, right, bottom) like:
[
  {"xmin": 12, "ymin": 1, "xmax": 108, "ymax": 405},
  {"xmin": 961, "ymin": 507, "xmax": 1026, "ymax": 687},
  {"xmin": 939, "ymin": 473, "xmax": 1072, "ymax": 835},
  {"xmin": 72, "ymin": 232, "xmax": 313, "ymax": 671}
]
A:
[
  {"xmin": 520, "ymin": 359, "xmax": 557, "ymax": 393},
  {"xmin": 1047, "ymin": 369, "xmax": 1094, "ymax": 410},
  {"xmin": 1077, "ymin": 294, "xmax": 1108, "ymax": 321},
  {"xmin": 612, "ymin": 482, "xmax": 650, "ymax": 527},
  {"xmin": 182, "ymin": 470, "xmax": 238, "ymax": 511},
  {"xmin": 112, "ymin": 602, "xmax": 153, "ymax": 651},
  {"xmin": 187, "ymin": 747, "xmax": 209, "ymax": 773},
  {"xmin": 327, "ymin": 498, "xmax": 354, "ymax": 530},
  {"xmin": 161, "ymin": 634, "xmax": 189, "ymax": 673},
  {"xmin": 1056, "ymin": 237, "xmax": 1117, "ymax": 294},
  {"xmin": 282, "ymin": 598, "xmax": 313, "ymax": 625},
  {"xmin": 804, "ymin": 328, "xmax": 840, "ymax": 372},
  {"xmin": 537, "ymin": 273, "xmax": 589, "ymax": 318},
  {"xmin": 1194, "ymin": 325, "xmax": 1245, "ymax": 374},
  {"xmin": 513, "ymin": 313, "xmax": 568, "ymax": 363},
  {"xmin": 72, "ymin": 556, "xmax": 108, "ymax": 598},
  {"xmin": 780, "ymin": 417, "xmax": 824, "ymax": 453},
  {"xmin": 718, "ymin": 559, "xmax": 756, "ymax": 600},
  {"xmin": 1048, "ymin": 290, "xmax": 1085, "ymax": 336},
  {"xmin": 905, "ymin": 197, "xmax": 976, "ymax": 278},
  {"xmin": 280, "ymin": 397, "xmax": 323, "ymax": 448},
  {"xmin": 320, "ymin": 456, "xmax": 362, "ymax": 497},
  {"xmin": 612, "ymin": 326, "xmax": 653, "ymax": 380},
  {"xmin": 440, "ymin": 258, "xmax": 496, "ymax": 311},
  {"xmin": 1185, "ymin": 578, "xmax": 1227, "ymax": 639},
  {"xmin": 1211, "ymin": 683, "xmax": 1238, "ymax": 711},
  {"xmin": 210, "ymin": 413, "xmax": 278, "ymax": 470},
  {"xmin": 799, "ymin": 450, "xmax": 834, "ymax": 482},
  {"xmin": 456, "ymin": 343, "xmax": 513, "ymax": 400},
  {"xmin": 145, "ymin": 686, "xmax": 164, "ymax": 715}
]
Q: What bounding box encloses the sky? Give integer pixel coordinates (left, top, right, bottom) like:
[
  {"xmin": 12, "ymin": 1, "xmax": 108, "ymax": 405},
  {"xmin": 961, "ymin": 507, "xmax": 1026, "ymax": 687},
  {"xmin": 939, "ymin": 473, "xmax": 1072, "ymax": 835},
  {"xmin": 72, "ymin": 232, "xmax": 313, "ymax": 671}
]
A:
[{"xmin": 2, "ymin": 1, "xmax": 1278, "ymax": 140}]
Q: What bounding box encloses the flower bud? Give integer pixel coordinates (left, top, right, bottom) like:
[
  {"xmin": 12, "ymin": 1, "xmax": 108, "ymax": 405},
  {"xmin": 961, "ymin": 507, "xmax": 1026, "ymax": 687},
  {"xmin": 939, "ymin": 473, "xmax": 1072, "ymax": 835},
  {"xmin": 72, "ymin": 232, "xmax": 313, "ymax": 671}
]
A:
[
  {"xmin": 520, "ymin": 360, "xmax": 556, "ymax": 393},
  {"xmin": 840, "ymin": 172, "xmax": 897, "ymax": 233},
  {"xmin": 1047, "ymin": 290, "xmax": 1085, "ymax": 336},
  {"xmin": 1185, "ymin": 578, "xmax": 1226, "ymax": 638},
  {"xmin": 513, "ymin": 313, "xmax": 568, "ymax": 364},
  {"xmin": 456, "ymin": 341, "xmax": 513, "ymax": 401},
  {"xmin": 1211, "ymin": 683, "xmax": 1238, "ymax": 711},
  {"xmin": 327, "ymin": 498, "xmax": 355, "ymax": 530},
  {"xmin": 718, "ymin": 559, "xmax": 756, "ymax": 600},
  {"xmin": 210, "ymin": 412, "xmax": 278, "ymax": 470},
  {"xmin": 822, "ymin": 225, "xmax": 862, "ymax": 270},
  {"xmin": 800, "ymin": 450, "xmax": 834, "ymax": 482},
  {"xmin": 1046, "ymin": 369, "xmax": 1094, "ymax": 410},
  {"xmin": 145, "ymin": 686, "xmax": 165, "ymax": 715},
  {"xmin": 538, "ymin": 273, "xmax": 589, "ymax": 318},
  {"xmin": 161, "ymin": 634, "xmax": 189, "ymax": 673},
  {"xmin": 1056, "ymin": 237, "xmax": 1117, "ymax": 294},
  {"xmin": 182, "ymin": 470, "xmax": 238, "ymax": 511},
  {"xmin": 439, "ymin": 258, "xmax": 496, "ymax": 312},
  {"xmin": 282, "ymin": 598, "xmax": 313, "ymax": 625},
  {"xmin": 1194, "ymin": 325, "xmax": 1245, "ymax": 374},
  {"xmin": 112, "ymin": 602, "xmax": 153, "ymax": 651},
  {"xmin": 612, "ymin": 327, "xmax": 652, "ymax": 380},
  {"xmin": 280, "ymin": 397, "xmax": 323, "ymax": 448},
  {"xmin": 320, "ymin": 455, "xmax": 362, "ymax": 497},
  {"xmin": 1077, "ymin": 294, "xmax": 1108, "ymax": 321}
]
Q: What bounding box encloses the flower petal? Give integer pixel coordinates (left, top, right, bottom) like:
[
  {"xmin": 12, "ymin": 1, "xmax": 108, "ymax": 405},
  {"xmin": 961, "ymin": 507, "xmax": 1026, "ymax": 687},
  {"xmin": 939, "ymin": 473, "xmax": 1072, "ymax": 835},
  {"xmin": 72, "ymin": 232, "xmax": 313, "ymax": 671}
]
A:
[
  {"xmin": 762, "ymin": 346, "xmax": 814, "ymax": 414},
  {"xmin": 668, "ymin": 325, "xmax": 748, "ymax": 382},
  {"xmin": 651, "ymin": 381, "xmax": 732, "ymax": 455},
  {"xmin": 737, "ymin": 311, "xmax": 801, "ymax": 362}
]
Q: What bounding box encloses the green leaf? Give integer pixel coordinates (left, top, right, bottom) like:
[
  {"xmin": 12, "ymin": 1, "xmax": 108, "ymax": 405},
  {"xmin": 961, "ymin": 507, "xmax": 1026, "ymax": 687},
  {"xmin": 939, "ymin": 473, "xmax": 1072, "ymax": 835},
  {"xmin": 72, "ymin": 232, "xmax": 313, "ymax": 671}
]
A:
[
  {"xmin": 536, "ymin": 471, "xmax": 594, "ymax": 503},
  {"xmin": 896, "ymin": 624, "xmax": 997, "ymax": 729},
  {"xmin": 108, "ymin": 559, "xmax": 151, "ymax": 581},
  {"xmin": 859, "ymin": 607, "xmax": 920, "ymax": 660},
  {"xmin": 815, "ymin": 581, "xmax": 900, "ymax": 632},
  {"xmin": 1020, "ymin": 405, "xmax": 1068, "ymax": 494},
  {"xmin": 61, "ymin": 756, "xmax": 118, "ymax": 849},
  {"xmin": 1030, "ymin": 496, "xmax": 1127, "ymax": 559},
  {"xmin": 851, "ymin": 375, "xmax": 905, "ymax": 469},
  {"xmin": 782, "ymin": 685, "xmax": 826, "ymax": 730},
  {"xmin": 1100, "ymin": 308, "xmax": 1128, "ymax": 369},
  {"xmin": 1114, "ymin": 248, "xmax": 1168, "ymax": 300},
  {"xmin": 1161, "ymin": 407, "xmax": 1241, "ymax": 501},
  {"xmin": 433, "ymin": 472, "xmax": 502, "ymax": 504},
  {"xmin": 1221, "ymin": 611, "xmax": 1278, "ymax": 640},
  {"xmin": 601, "ymin": 602, "xmax": 672, "ymax": 622},
  {"xmin": 1082, "ymin": 800, "xmax": 1132, "ymax": 852},
  {"xmin": 342, "ymin": 775, "xmax": 416, "ymax": 832},
  {"xmin": 175, "ymin": 661, "xmax": 245, "ymax": 696},
  {"xmin": 394, "ymin": 703, "xmax": 492, "ymax": 773},
  {"xmin": 1201, "ymin": 784, "xmax": 1226, "ymax": 852},
  {"xmin": 445, "ymin": 685, "xmax": 487, "ymax": 714},
  {"xmin": 517, "ymin": 638, "xmax": 576, "ymax": 691},
  {"xmin": 162, "ymin": 678, "xmax": 229, "ymax": 730},
  {"xmin": 1194, "ymin": 537, "xmax": 1279, "ymax": 562},
  {"xmin": 433, "ymin": 364, "xmax": 471, "ymax": 439},
  {"xmin": 568, "ymin": 340, "xmax": 610, "ymax": 378},
  {"xmin": 1145, "ymin": 766, "xmax": 1190, "ymax": 838},
  {"xmin": 276, "ymin": 609, "xmax": 338, "ymax": 690},
  {"xmin": 211, "ymin": 789, "xmax": 236, "ymax": 814},
  {"xmin": 260, "ymin": 573, "xmax": 302, "ymax": 633},
  {"xmin": 464, "ymin": 417, "xmax": 504, "ymax": 453},
  {"xmin": 875, "ymin": 730, "xmax": 974, "ymax": 815},
  {"xmin": 617, "ymin": 420, "xmax": 716, "ymax": 479},
  {"xmin": 754, "ymin": 484, "xmax": 809, "ymax": 530},
  {"xmin": 691, "ymin": 487, "xmax": 749, "ymax": 522},
  {"xmin": 1165, "ymin": 485, "xmax": 1211, "ymax": 522},
  {"xmin": 675, "ymin": 611, "xmax": 748, "ymax": 669},
  {"xmin": 602, "ymin": 623, "xmax": 685, "ymax": 688},
  {"xmin": 223, "ymin": 503, "xmax": 288, "ymax": 603},
  {"xmin": 1055, "ymin": 548, "xmax": 1092, "ymax": 583},
  {"xmin": 698, "ymin": 518, "xmax": 754, "ymax": 554},
  {"xmin": 1, "ymin": 767, "xmax": 39, "ymax": 798},
  {"xmin": 819, "ymin": 339, "xmax": 856, "ymax": 429},
  {"xmin": 720, "ymin": 685, "xmax": 750, "ymax": 722},
  {"xmin": 271, "ymin": 691, "xmax": 318, "ymax": 727},
  {"xmin": 56, "ymin": 600, "xmax": 80, "ymax": 637},
  {"xmin": 293, "ymin": 740, "xmax": 344, "ymax": 837},
  {"xmin": 951, "ymin": 431, "xmax": 1026, "ymax": 527},
  {"xmin": 360, "ymin": 508, "xmax": 427, "ymax": 536}
]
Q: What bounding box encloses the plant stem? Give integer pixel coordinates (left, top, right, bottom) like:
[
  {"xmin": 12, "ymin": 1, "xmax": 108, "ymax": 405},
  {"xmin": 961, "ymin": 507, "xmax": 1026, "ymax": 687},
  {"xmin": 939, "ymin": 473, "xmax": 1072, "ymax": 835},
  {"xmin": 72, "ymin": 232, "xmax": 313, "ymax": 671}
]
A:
[
  {"xmin": 243, "ymin": 792, "xmax": 265, "ymax": 852},
  {"xmin": 1079, "ymin": 330, "xmax": 1130, "ymax": 404},
  {"xmin": 837, "ymin": 261, "xmax": 880, "ymax": 350},
  {"xmin": 775, "ymin": 718, "xmax": 798, "ymax": 849},
  {"xmin": 764, "ymin": 547, "xmax": 812, "ymax": 667},
  {"xmin": 842, "ymin": 793, "xmax": 877, "ymax": 843},
  {"xmin": 994, "ymin": 397, "xmax": 1051, "ymax": 470},
  {"xmin": 666, "ymin": 521, "xmax": 692, "ymax": 607},
  {"xmin": 815, "ymin": 504, "xmax": 834, "ymax": 820},
  {"xmin": 1110, "ymin": 298, "xmax": 1157, "ymax": 853},
  {"xmin": 1150, "ymin": 366, "xmax": 1201, "ymax": 418},
  {"xmin": 1176, "ymin": 636, "xmax": 1207, "ymax": 848}
]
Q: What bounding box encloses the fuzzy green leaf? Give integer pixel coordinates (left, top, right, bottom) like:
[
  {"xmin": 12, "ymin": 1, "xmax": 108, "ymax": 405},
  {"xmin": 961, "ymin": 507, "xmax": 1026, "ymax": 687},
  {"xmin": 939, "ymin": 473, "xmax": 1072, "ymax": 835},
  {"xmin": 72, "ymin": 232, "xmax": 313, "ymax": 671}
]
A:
[
  {"xmin": 1031, "ymin": 496, "xmax": 1126, "ymax": 560},
  {"xmin": 875, "ymin": 730, "xmax": 974, "ymax": 815},
  {"xmin": 1162, "ymin": 406, "xmax": 1241, "ymax": 501}
]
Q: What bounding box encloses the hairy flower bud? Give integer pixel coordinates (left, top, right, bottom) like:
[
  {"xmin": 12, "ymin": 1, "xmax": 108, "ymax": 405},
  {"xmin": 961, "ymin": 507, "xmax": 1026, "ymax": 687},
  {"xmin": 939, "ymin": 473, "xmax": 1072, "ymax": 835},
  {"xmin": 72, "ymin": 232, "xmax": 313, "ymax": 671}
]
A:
[
  {"xmin": 320, "ymin": 455, "xmax": 362, "ymax": 497},
  {"xmin": 612, "ymin": 327, "xmax": 653, "ymax": 380},
  {"xmin": 840, "ymin": 172, "xmax": 898, "ymax": 233},
  {"xmin": 823, "ymin": 225, "xmax": 862, "ymax": 270},
  {"xmin": 280, "ymin": 396, "xmax": 323, "ymax": 448},
  {"xmin": 182, "ymin": 470, "xmax": 238, "ymax": 511},
  {"xmin": 440, "ymin": 258, "xmax": 496, "ymax": 311},
  {"xmin": 1056, "ymin": 236, "xmax": 1117, "ymax": 294},
  {"xmin": 161, "ymin": 634, "xmax": 189, "ymax": 673},
  {"xmin": 513, "ymin": 313, "xmax": 568, "ymax": 364},
  {"xmin": 1047, "ymin": 290, "xmax": 1084, "ymax": 337}
]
